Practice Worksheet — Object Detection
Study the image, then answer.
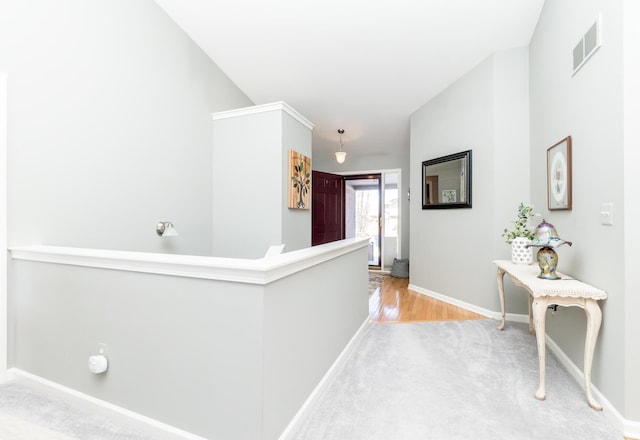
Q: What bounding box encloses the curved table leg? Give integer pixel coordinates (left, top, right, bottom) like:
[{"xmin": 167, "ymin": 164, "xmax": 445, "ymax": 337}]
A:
[
  {"xmin": 532, "ymin": 297, "xmax": 548, "ymax": 401},
  {"xmin": 528, "ymin": 295, "xmax": 534, "ymax": 334},
  {"xmin": 583, "ymin": 299, "xmax": 603, "ymax": 410},
  {"xmin": 496, "ymin": 268, "xmax": 506, "ymax": 330}
]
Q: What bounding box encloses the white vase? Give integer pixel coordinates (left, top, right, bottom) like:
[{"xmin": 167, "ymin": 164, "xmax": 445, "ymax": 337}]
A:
[{"xmin": 511, "ymin": 237, "xmax": 533, "ymax": 264}]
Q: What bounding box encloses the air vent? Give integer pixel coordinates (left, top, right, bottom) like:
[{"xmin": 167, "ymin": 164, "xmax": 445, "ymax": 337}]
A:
[{"xmin": 572, "ymin": 15, "xmax": 601, "ymax": 76}]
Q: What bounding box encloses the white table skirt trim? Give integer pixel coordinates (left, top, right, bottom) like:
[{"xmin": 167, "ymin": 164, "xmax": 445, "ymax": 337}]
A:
[{"xmin": 493, "ymin": 260, "xmax": 607, "ymax": 300}]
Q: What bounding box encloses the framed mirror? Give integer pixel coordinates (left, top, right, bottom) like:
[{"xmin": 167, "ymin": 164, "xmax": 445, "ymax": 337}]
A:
[{"xmin": 422, "ymin": 150, "xmax": 472, "ymax": 209}]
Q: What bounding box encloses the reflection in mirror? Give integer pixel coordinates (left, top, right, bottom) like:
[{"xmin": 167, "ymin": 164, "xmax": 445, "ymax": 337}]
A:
[{"xmin": 422, "ymin": 150, "xmax": 472, "ymax": 209}]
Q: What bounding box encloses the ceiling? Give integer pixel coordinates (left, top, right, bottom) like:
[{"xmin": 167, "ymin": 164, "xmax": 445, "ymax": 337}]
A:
[{"xmin": 154, "ymin": 0, "xmax": 545, "ymax": 163}]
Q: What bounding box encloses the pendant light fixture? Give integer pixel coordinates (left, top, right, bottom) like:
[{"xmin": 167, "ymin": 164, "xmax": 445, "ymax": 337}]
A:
[{"xmin": 335, "ymin": 129, "xmax": 347, "ymax": 164}]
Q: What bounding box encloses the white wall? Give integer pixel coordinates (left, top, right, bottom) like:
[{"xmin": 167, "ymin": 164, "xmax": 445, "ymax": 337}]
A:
[
  {"xmin": 492, "ymin": 49, "xmax": 532, "ymax": 258},
  {"xmin": 623, "ymin": 0, "xmax": 640, "ymax": 423},
  {"xmin": 409, "ymin": 48, "xmax": 530, "ymax": 313},
  {"xmin": 8, "ymin": 241, "xmax": 369, "ymax": 440},
  {"xmin": 212, "ymin": 109, "xmax": 283, "ymax": 258},
  {"xmin": 262, "ymin": 246, "xmax": 368, "ymax": 440},
  {"xmin": 0, "ymin": 72, "xmax": 7, "ymax": 381},
  {"xmin": 529, "ymin": 0, "xmax": 626, "ymax": 413},
  {"xmin": 211, "ymin": 104, "xmax": 312, "ymax": 258},
  {"xmin": 281, "ymin": 112, "xmax": 313, "ymax": 252},
  {"xmin": 0, "ymin": 0, "xmax": 252, "ymax": 255},
  {"xmin": 10, "ymin": 258, "xmax": 265, "ymax": 439}
]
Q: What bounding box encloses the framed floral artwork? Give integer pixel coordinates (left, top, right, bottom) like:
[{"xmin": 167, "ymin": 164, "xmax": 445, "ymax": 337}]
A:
[
  {"xmin": 288, "ymin": 150, "xmax": 311, "ymax": 209},
  {"xmin": 442, "ymin": 189, "xmax": 457, "ymax": 203},
  {"xmin": 547, "ymin": 136, "xmax": 572, "ymax": 210}
]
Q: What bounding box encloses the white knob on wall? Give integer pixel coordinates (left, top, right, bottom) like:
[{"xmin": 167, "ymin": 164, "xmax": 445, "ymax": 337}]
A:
[
  {"xmin": 88, "ymin": 354, "xmax": 108, "ymax": 374},
  {"xmin": 89, "ymin": 343, "xmax": 108, "ymax": 374}
]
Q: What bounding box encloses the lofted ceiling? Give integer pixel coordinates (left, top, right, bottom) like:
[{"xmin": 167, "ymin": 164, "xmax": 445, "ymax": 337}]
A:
[{"xmin": 154, "ymin": 0, "xmax": 544, "ymax": 164}]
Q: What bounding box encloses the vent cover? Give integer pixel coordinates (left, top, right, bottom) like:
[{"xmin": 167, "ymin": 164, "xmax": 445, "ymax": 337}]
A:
[{"xmin": 572, "ymin": 15, "xmax": 601, "ymax": 76}]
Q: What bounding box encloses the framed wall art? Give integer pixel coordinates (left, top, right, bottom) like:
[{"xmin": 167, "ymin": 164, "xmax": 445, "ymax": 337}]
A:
[
  {"xmin": 547, "ymin": 136, "xmax": 572, "ymax": 210},
  {"xmin": 288, "ymin": 150, "xmax": 311, "ymax": 209},
  {"xmin": 442, "ymin": 189, "xmax": 457, "ymax": 203}
]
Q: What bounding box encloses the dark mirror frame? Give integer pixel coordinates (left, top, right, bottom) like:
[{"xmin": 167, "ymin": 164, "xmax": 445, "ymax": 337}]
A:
[{"xmin": 421, "ymin": 150, "xmax": 472, "ymax": 209}]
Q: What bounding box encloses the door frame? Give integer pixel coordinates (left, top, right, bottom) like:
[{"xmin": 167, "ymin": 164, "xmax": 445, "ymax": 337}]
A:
[
  {"xmin": 344, "ymin": 173, "xmax": 382, "ymax": 269},
  {"xmin": 339, "ymin": 168, "xmax": 402, "ymax": 271},
  {"xmin": 1, "ymin": 72, "xmax": 8, "ymax": 381}
]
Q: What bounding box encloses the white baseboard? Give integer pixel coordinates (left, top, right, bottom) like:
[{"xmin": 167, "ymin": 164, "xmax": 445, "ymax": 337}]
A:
[
  {"xmin": 408, "ymin": 283, "xmax": 531, "ymax": 323},
  {"xmin": 6, "ymin": 369, "xmax": 206, "ymax": 440},
  {"xmin": 278, "ymin": 318, "xmax": 371, "ymax": 440}
]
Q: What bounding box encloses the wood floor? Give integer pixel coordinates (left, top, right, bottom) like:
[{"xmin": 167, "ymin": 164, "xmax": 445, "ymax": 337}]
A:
[{"xmin": 369, "ymin": 274, "xmax": 487, "ymax": 323}]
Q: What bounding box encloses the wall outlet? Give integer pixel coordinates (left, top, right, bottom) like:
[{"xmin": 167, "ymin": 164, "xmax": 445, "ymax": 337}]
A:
[{"xmin": 600, "ymin": 203, "xmax": 613, "ymax": 225}]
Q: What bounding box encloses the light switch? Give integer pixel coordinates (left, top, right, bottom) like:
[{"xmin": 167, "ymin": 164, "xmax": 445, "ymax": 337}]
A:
[{"xmin": 600, "ymin": 203, "xmax": 613, "ymax": 226}]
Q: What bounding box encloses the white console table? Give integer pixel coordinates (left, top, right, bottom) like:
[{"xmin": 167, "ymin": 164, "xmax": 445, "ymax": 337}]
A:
[{"xmin": 493, "ymin": 260, "xmax": 607, "ymax": 410}]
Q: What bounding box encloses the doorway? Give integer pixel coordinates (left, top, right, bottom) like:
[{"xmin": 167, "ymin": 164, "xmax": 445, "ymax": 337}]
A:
[
  {"xmin": 344, "ymin": 174, "xmax": 382, "ymax": 268},
  {"xmin": 311, "ymin": 169, "xmax": 401, "ymax": 271}
]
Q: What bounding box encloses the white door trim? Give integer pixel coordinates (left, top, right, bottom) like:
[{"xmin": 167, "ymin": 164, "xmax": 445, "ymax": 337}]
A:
[
  {"xmin": 1, "ymin": 72, "xmax": 8, "ymax": 381},
  {"xmin": 338, "ymin": 167, "xmax": 402, "ymax": 271}
]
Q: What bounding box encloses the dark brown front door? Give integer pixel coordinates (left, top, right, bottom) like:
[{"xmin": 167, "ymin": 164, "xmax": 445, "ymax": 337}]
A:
[{"xmin": 312, "ymin": 171, "xmax": 344, "ymax": 246}]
